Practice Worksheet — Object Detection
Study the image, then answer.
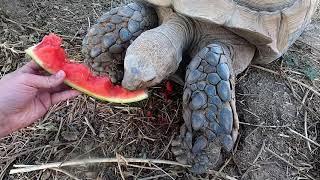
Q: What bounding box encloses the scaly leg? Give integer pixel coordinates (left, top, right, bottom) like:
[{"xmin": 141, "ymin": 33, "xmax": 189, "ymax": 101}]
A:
[
  {"xmin": 82, "ymin": 2, "xmax": 158, "ymax": 82},
  {"xmin": 171, "ymin": 43, "xmax": 239, "ymax": 174}
]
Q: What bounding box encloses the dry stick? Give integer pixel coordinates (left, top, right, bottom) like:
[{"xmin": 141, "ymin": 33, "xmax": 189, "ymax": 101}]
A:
[
  {"xmin": 266, "ymin": 147, "xmax": 316, "ymax": 180},
  {"xmin": 239, "ymin": 121, "xmax": 289, "ymax": 128},
  {"xmin": 294, "ymin": 92, "xmax": 320, "ymax": 120},
  {"xmin": 0, "ymin": 159, "xmax": 15, "ymax": 180},
  {"xmin": 125, "ymin": 164, "xmax": 158, "ymax": 171},
  {"xmin": 13, "ymin": 165, "xmax": 34, "ymax": 168},
  {"xmin": 252, "ymin": 140, "xmax": 266, "ymax": 164},
  {"xmin": 2, "ymin": 16, "xmax": 45, "ymax": 32},
  {"xmin": 251, "ymin": 65, "xmax": 320, "ymax": 97},
  {"xmin": 138, "ymin": 174, "xmax": 174, "ymax": 180},
  {"xmin": 288, "ymin": 128, "xmax": 320, "ymax": 147},
  {"xmin": 208, "ymin": 170, "xmax": 238, "ymax": 180},
  {"xmin": 265, "ymin": 148, "xmax": 302, "ymax": 171},
  {"xmin": 0, "ymin": 142, "xmax": 73, "ymax": 164},
  {"xmin": 243, "ymin": 109, "xmax": 260, "ymax": 119},
  {"xmin": 300, "ymin": 90, "xmax": 310, "ymax": 110},
  {"xmin": 64, "ymin": 128, "xmax": 87, "ymax": 161},
  {"xmin": 3, "ymin": 16, "xmax": 81, "ymax": 40},
  {"xmin": 157, "ymin": 134, "xmax": 175, "ymax": 159},
  {"xmin": 10, "ymin": 158, "xmax": 190, "ymax": 174},
  {"xmin": 303, "ymin": 111, "xmax": 312, "ymax": 152},
  {"xmin": 212, "ymin": 156, "xmax": 233, "ymax": 180},
  {"xmin": 45, "ymin": 115, "xmax": 65, "ymax": 164},
  {"xmin": 116, "ymin": 154, "xmax": 126, "ymax": 180},
  {"xmin": 300, "ymin": 90, "xmax": 312, "ymax": 152},
  {"xmin": 296, "ymin": 39, "xmax": 320, "ymax": 54},
  {"xmin": 150, "ymin": 163, "xmax": 175, "ymax": 180},
  {"xmin": 50, "ymin": 168, "xmax": 80, "ymax": 180},
  {"xmin": 84, "ymin": 117, "xmax": 97, "ymax": 135},
  {"xmin": 0, "ymin": 43, "xmax": 24, "ymax": 54}
]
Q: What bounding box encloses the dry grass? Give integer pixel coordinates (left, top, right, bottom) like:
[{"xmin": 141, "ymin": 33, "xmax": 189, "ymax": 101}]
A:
[{"xmin": 0, "ymin": 0, "xmax": 319, "ymax": 179}]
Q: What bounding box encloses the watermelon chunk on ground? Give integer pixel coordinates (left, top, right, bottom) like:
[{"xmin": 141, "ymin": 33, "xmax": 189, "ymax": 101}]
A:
[{"xmin": 25, "ymin": 33, "xmax": 148, "ymax": 103}]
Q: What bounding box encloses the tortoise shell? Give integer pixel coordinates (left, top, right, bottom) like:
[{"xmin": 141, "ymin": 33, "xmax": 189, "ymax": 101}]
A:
[{"xmin": 143, "ymin": 0, "xmax": 318, "ymax": 63}]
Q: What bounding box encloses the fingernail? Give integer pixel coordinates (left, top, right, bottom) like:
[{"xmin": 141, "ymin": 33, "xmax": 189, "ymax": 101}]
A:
[{"xmin": 55, "ymin": 70, "xmax": 65, "ymax": 79}]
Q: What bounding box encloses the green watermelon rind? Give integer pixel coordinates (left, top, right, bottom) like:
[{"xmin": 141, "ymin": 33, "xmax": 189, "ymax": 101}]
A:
[{"xmin": 25, "ymin": 46, "xmax": 148, "ymax": 103}]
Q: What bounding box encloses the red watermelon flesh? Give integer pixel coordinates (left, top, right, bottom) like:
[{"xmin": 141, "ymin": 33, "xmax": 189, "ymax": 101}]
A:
[{"xmin": 25, "ymin": 33, "xmax": 148, "ymax": 103}]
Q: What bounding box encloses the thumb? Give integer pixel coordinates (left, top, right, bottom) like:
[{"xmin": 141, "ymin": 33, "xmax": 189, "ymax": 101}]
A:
[{"xmin": 26, "ymin": 70, "xmax": 66, "ymax": 89}]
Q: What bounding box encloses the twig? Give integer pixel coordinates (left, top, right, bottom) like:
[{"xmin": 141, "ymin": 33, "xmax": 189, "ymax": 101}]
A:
[
  {"xmin": 212, "ymin": 156, "xmax": 233, "ymax": 180},
  {"xmin": 157, "ymin": 134, "xmax": 175, "ymax": 159},
  {"xmin": 252, "ymin": 140, "xmax": 266, "ymax": 164},
  {"xmin": 303, "ymin": 111, "xmax": 312, "ymax": 152},
  {"xmin": 3, "ymin": 16, "xmax": 81, "ymax": 40},
  {"xmin": 300, "ymin": 90, "xmax": 310, "ymax": 109},
  {"xmin": 0, "ymin": 159, "xmax": 15, "ymax": 180},
  {"xmin": 84, "ymin": 117, "xmax": 96, "ymax": 135},
  {"xmin": 251, "ymin": 65, "xmax": 320, "ymax": 97},
  {"xmin": 125, "ymin": 163, "xmax": 158, "ymax": 170},
  {"xmin": 3, "ymin": 16, "xmax": 46, "ymax": 32},
  {"xmin": 0, "ymin": 143, "xmax": 72, "ymax": 164},
  {"xmin": 239, "ymin": 121, "xmax": 289, "ymax": 128},
  {"xmin": 292, "ymin": 91, "xmax": 320, "ymax": 120},
  {"xmin": 87, "ymin": 17, "xmax": 91, "ymax": 31},
  {"xmin": 0, "ymin": 43, "xmax": 24, "ymax": 54},
  {"xmin": 301, "ymin": 90, "xmax": 312, "ymax": 152},
  {"xmin": 243, "ymin": 109, "xmax": 260, "ymax": 119},
  {"xmin": 208, "ymin": 170, "xmax": 238, "ymax": 180},
  {"xmin": 138, "ymin": 174, "xmax": 174, "ymax": 180},
  {"xmin": 59, "ymin": 34, "xmax": 82, "ymax": 40},
  {"xmin": 50, "ymin": 168, "xmax": 80, "ymax": 180},
  {"xmin": 116, "ymin": 154, "xmax": 126, "ymax": 180},
  {"xmin": 265, "ymin": 147, "xmax": 302, "ymax": 171},
  {"xmin": 288, "ymin": 128, "xmax": 320, "ymax": 147},
  {"xmin": 64, "ymin": 128, "xmax": 87, "ymax": 161},
  {"xmin": 296, "ymin": 39, "xmax": 320, "ymax": 53},
  {"xmin": 150, "ymin": 163, "xmax": 175, "ymax": 180},
  {"xmin": 10, "ymin": 157, "xmax": 190, "ymax": 174}
]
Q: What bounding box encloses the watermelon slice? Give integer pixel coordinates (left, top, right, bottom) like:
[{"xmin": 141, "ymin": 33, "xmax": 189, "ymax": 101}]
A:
[{"xmin": 25, "ymin": 33, "xmax": 148, "ymax": 103}]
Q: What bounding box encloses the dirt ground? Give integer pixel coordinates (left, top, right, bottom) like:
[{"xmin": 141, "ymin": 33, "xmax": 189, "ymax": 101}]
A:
[{"xmin": 0, "ymin": 0, "xmax": 319, "ymax": 179}]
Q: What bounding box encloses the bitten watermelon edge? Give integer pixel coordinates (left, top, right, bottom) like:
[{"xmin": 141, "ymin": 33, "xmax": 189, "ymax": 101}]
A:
[{"xmin": 25, "ymin": 33, "xmax": 148, "ymax": 103}]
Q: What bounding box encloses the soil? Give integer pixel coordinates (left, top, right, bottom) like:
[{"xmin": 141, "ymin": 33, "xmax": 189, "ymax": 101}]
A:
[{"xmin": 0, "ymin": 0, "xmax": 319, "ymax": 179}]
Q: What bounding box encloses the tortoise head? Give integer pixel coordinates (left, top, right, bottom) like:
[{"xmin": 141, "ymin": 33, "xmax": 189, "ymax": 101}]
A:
[
  {"xmin": 122, "ymin": 54, "xmax": 158, "ymax": 90},
  {"xmin": 122, "ymin": 13, "xmax": 192, "ymax": 90}
]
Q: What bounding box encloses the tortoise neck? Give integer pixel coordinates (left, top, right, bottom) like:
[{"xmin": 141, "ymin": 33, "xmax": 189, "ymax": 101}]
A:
[{"xmin": 160, "ymin": 13, "xmax": 195, "ymax": 55}]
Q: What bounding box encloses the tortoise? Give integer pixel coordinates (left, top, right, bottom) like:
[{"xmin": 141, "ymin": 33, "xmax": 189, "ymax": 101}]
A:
[{"xmin": 82, "ymin": 0, "xmax": 318, "ymax": 174}]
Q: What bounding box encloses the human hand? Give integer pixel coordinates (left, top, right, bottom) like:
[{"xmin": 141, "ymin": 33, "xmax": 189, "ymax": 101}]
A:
[{"xmin": 0, "ymin": 61, "xmax": 81, "ymax": 137}]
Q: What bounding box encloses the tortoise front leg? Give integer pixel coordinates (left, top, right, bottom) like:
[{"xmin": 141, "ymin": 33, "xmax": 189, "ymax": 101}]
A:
[
  {"xmin": 171, "ymin": 42, "xmax": 239, "ymax": 174},
  {"xmin": 82, "ymin": 2, "xmax": 158, "ymax": 82}
]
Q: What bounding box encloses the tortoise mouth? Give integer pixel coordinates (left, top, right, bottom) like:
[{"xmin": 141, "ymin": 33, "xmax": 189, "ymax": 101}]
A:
[{"xmin": 233, "ymin": 0, "xmax": 296, "ymax": 12}]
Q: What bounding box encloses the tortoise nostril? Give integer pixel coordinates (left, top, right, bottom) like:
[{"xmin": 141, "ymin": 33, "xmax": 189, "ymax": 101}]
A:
[{"xmin": 130, "ymin": 67, "xmax": 140, "ymax": 76}]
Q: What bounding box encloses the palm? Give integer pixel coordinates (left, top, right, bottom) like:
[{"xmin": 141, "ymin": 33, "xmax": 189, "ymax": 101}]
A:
[
  {"xmin": 14, "ymin": 91, "xmax": 54, "ymax": 128},
  {"xmin": 0, "ymin": 61, "xmax": 80, "ymax": 137}
]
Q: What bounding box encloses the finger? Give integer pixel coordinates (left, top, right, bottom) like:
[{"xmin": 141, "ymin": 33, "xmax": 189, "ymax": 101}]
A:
[
  {"xmin": 47, "ymin": 84, "xmax": 70, "ymax": 93},
  {"xmin": 51, "ymin": 90, "xmax": 81, "ymax": 104},
  {"xmin": 25, "ymin": 70, "xmax": 66, "ymax": 89},
  {"xmin": 19, "ymin": 61, "xmax": 41, "ymax": 73}
]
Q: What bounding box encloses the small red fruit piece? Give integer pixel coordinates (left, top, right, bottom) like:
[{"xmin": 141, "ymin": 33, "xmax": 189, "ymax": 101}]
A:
[
  {"xmin": 146, "ymin": 111, "xmax": 153, "ymax": 118},
  {"xmin": 166, "ymin": 81, "xmax": 173, "ymax": 94}
]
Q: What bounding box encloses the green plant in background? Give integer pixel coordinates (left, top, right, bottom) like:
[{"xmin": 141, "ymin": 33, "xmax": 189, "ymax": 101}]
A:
[
  {"xmin": 283, "ymin": 53, "xmax": 300, "ymax": 67},
  {"xmin": 302, "ymin": 57, "xmax": 319, "ymax": 81},
  {"xmin": 283, "ymin": 53, "xmax": 319, "ymax": 81}
]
